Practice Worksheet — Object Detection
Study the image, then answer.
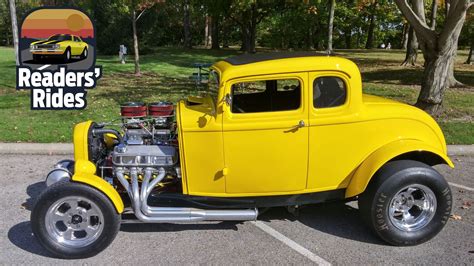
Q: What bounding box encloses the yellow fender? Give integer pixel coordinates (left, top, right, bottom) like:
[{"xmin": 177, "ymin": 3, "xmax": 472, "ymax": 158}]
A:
[
  {"xmin": 72, "ymin": 159, "xmax": 124, "ymax": 213},
  {"xmin": 345, "ymin": 139, "xmax": 454, "ymax": 198}
]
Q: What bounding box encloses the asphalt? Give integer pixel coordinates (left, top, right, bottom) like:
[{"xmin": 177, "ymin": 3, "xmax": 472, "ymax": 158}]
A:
[{"xmin": 0, "ymin": 154, "xmax": 473, "ymax": 264}]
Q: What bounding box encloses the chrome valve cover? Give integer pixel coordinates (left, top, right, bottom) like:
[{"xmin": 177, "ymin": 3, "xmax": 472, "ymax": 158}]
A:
[{"xmin": 112, "ymin": 144, "xmax": 177, "ymax": 167}]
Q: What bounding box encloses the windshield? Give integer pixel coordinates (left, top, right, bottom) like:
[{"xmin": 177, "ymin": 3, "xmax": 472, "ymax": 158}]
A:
[
  {"xmin": 208, "ymin": 70, "xmax": 220, "ymax": 105},
  {"xmin": 48, "ymin": 35, "xmax": 70, "ymax": 41}
]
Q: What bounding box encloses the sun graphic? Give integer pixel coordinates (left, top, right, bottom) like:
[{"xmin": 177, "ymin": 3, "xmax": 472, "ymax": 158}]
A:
[{"xmin": 66, "ymin": 14, "xmax": 85, "ymax": 32}]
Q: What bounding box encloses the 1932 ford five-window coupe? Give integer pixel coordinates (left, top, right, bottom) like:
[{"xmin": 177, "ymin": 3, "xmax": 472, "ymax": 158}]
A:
[{"xmin": 31, "ymin": 53, "xmax": 454, "ymax": 258}]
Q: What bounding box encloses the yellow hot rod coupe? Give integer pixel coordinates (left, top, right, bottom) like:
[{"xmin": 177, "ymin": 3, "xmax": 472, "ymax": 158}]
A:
[
  {"xmin": 29, "ymin": 34, "xmax": 88, "ymax": 63},
  {"xmin": 32, "ymin": 53, "xmax": 453, "ymax": 258}
]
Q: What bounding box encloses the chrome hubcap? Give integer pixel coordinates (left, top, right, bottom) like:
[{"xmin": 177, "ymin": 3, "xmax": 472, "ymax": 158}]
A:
[
  {"xmin": 389, "ymin": 184, "xmax": 437, "ymax": 232},
  {"xmin": 45, "ymin": 196, "xmax": 104, "ymax": 248}
]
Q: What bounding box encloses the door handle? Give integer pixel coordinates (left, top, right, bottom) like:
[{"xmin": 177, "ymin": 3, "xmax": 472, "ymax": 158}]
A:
[{"xmin": 297, "ymin": 120, "xmax": 305, "ymax": 128}]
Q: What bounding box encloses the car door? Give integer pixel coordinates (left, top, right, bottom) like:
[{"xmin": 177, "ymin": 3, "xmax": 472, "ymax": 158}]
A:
[
  {"xmin": 307, "ymin": 71, "xmax": 360, "ymax": 191},
  {"xmin": 222, "ymin": 73, "xmax": 309, "ymax": 195}
]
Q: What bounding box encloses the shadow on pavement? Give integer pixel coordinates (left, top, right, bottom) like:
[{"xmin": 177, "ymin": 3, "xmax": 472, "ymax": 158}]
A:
[
  {"xmin": 121, "ymin": 221, "xmax": 241, "ymax": 233},
  {"xmin": 14, "ymin": 181, "xmax": 384, "ymax": 258},
  {"xmin": 8, "ymin": 221, "xmax": 52, "ymax": 258},
  {"xmin": 259, "ymin": 202, "xmax": 385, "ymax": 245},
  {"xmin": 22, "ymin": 181, "xmax": 46, "ymax": 211}
]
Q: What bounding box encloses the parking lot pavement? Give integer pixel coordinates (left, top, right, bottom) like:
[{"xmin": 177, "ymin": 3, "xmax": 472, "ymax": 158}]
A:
[{"xmin": 0, "ymin": 155, "xmax": 472, "ymax": 264}]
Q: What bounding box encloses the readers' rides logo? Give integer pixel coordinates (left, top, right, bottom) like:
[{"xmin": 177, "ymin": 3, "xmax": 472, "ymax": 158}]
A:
[{"xmin": 16, "ymin": 8, "xmax": 102, "ymax": 110}]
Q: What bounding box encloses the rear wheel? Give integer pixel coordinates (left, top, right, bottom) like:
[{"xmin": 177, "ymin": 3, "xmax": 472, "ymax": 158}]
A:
[
  {"xmin": 31, "ymin": 181, "xmax": 120, "ymax": 259},
  {"xmin": 359, "ymin": 160, "xmax": 452, "ymax": 246}
]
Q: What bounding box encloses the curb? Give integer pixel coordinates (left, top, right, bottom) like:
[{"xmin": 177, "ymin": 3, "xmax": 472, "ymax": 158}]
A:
[{"xmin": 0, "ymin": 143, "xmax": 473, "ymax": 156}]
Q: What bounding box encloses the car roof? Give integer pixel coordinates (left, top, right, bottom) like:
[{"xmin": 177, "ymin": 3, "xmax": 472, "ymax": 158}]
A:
[
  {"xmin": 224, "ymin": 51, "xmax": 328, "ymax": 65},
  {"xmin": 213, "ymin": 53, "xmax": 360, "ymax": 82}
]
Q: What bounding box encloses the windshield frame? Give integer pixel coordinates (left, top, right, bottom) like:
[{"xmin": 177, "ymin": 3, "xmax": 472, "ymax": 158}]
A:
[
  {"xmin": 207, "ymin": 69, "xmax": 220, "ymax": 106},
  {"xmin": 48, "ymin": 35, "xmax": 70, "ymax": 41}
]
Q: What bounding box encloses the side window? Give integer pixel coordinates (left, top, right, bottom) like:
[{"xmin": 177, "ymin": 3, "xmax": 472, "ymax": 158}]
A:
[
  {"xmin": 231, "ymin": 79, "xmax": 301, "ymax": 113},
  {"xmin": 313, "ymin": 76, "xmax": 347, "ymax": 108}
]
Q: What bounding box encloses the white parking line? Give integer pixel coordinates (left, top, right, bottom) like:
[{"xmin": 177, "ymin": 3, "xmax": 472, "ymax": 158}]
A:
[
  {"xmin": 251, "ymin": 221, "xmax": 331, "ymax": 265},
  {"xmin": 37, "ymin": 64, "xmax": 51, "ymax": 70},
  {"xmin": 449, "ymin": 182, "xmax": 474, "ymax": 192}
]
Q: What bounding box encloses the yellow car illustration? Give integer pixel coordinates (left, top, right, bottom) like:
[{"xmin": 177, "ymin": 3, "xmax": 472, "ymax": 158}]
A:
[{"xmin": 29, "ymin": 34, "xmax": 88, "ymax": 63}]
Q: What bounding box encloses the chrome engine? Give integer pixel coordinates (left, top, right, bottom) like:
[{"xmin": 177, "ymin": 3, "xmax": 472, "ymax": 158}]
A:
[{"xmin": 46, "ymin": 101, "xmax": 258, "ymax": 223}]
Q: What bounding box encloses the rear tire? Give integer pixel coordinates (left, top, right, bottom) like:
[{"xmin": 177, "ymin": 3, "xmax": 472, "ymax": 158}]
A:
[
  {"xmin": 359, "ymin": 160, "xmax": 452, "ymax": 246},
  {"xmin": 31, "ymin": 181, "xmax": 121, "ymax": 259}
]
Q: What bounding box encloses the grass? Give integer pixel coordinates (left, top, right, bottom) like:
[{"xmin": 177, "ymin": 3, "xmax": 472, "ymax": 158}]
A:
[{"xmin": 0, "ymin": 46, "xmax": 472, "ymax": 144}]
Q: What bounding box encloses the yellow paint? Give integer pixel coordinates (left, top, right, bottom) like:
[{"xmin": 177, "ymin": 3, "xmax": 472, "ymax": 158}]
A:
[
  {"xmin": 72, "ymin": 169, "xmax": 124, "ymax": 213},
  {"xmin": 345, "ymin": 139, "xmax": 453, "ymax": 198},
  {"xmin": 30, "ymin": 34, "xmax": 88, "ymax": 56},
  {"xmin": 72, "ymin": 121, "xmax": 124, "ymax": 213},
  {"xmin": 73, "ymin": 120, "xmax": 93, "ymax": 161},
  {"xmin": 176, "ymin": 56, "xmax": 452, "ymax": 197}
]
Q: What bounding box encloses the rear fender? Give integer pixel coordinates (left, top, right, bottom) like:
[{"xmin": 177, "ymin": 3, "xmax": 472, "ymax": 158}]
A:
[{"xmin": 345, "ymin": 139, "xmax": 454, "ymax": 198}]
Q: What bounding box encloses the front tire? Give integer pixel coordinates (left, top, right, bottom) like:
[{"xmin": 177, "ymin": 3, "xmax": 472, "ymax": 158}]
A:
[
  {"xmin": 31, "ymin": 181, "xmax": 121, "ymax": 259},
  {"xmin": 80, "ymin": 48, "xmax": 88, "ymax": 60},
  {"xmin": 63, "ymin": 48, "xmax": 71, "ymax": 63},
  {"xmin": 359, "ymin": 160, "xmax": 452, "ymax": 246}
]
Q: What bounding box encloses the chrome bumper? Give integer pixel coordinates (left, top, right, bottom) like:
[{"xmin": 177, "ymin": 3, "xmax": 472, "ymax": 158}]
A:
[{"xmin": 45, "ymin": 160, "xmax": 74, "ymax": 186}]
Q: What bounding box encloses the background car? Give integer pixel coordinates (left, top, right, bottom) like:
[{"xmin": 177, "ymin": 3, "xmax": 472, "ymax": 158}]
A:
[{"xmin": 29, "ymin": 34, "xmax": 88, "ymax": 63}]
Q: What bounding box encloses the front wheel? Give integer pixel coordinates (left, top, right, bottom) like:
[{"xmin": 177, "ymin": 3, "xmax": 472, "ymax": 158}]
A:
[
  {"xmin": 359, "ymin": 160, "xmax": 452, "ymax": 246},
  {"xmin": 63, "ymin": 48, "xmax": 71, "ymax": 63},
  {"xmin": 31, "ymin": 181, "xmax": 121, "ymax": 259}
]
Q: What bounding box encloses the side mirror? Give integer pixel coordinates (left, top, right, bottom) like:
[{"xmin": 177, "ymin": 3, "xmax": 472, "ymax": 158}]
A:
[{"xmin": 224, "ymin": 93, "xmax": 232, "ymax": 106}]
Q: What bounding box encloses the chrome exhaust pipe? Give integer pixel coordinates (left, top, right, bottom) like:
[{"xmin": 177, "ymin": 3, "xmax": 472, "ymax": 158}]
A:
[{"xmin": 115, "ymin": 168, "xmax": 258, "ymax": 223}]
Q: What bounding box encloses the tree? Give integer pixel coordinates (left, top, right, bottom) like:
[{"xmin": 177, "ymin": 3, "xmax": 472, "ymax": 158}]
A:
[
  {"xmin": 327, "ymin": 0, "xmax": 335, "ymax": 53},
  {"xmin": 127, "ymin": 0, "xmax": 163, "ymax": 76},
  {"xmin": 402, "ymin": 25, "xmax": 418, "ymax": 65},
  {"xmin": 402, "ymin": 0, "xmax": 421, "ymax": 66},
  {"xmin": 365, "ymin": 0, "xmax": 377, "ymax": 49},
  {"xmin": 8, "ymin": 0, "xmax": 18, "ymax": 65},
  {"xmin": 183, "ymin": 0, "xmax": 191, "ymax": 48},
  {"xmin": 467, "ymin": 43, "xmax": 473, "ymax": 64},
  {"xmin": 226, "ymin": 0, "xmax": 276, "ymax": 53},
  {"xmin": 394, "ymin": 0, "xmax": 473, "ymax": 115}
]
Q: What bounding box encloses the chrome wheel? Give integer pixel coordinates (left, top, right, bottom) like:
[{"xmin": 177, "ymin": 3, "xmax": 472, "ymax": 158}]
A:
[
  {"xmin": 45, "ymin": 196, "xmax": 104, "ymax": 248},
  {"xmin": 388, "ymin": 184, "xmax": 437, "ymax": 232}
]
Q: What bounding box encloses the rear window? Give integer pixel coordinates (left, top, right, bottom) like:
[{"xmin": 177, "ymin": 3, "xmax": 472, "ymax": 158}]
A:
[{"xmin": 313, "ymin": 77, "xmax": 347, "ymax": 108}]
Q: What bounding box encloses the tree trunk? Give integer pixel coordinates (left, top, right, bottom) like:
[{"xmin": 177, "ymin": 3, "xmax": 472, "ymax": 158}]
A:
[
  {"xmin": 204, "ymin": 16, "xmax": 211, "ymax": 47},
  {"xmin": 8, "ymin": 0, "xmax": 19, "ymax": 65},
  {"xmin": 132, "ymin": 11, "xmax": 140, "ymax": 76},
  {"xmin": 240, "ymin": 25, "xmax": 247, "ymax": 51},
  {"xmin": 211, "ymin": 16, "xmax": 219, "ymax": 50},
  {"xmin": 327, "ymin": 0, "xmax": 335, "ymax": 53},
  {"xmin": 183, "ymin": 0, "xmax": 191, "ymax": 49},
  {"xmin": 344, "ymin": 30, "xmax": 352, "ymax": 49},
  {"xmin": 416, "ymin": 50, "xmax": 454, "ymax": 115},
  {"xmin": 365, "ymin": 13, "xmax": 375, "ymax": 49},
  {"xmin": 430, "ymin": 0, "xmax": 437, "ymax": 30},
  {"xmin": 402, "ymin": 26, "xmax": 418, "ymax": 66},
  {"xmin": 401, "ymin": 23, "xmax": 409, "ymax": 49},
  {"xmin": 466, "ymin": 42, "xmax": 473, "ymax": 64},
  {"xmin": 247, "ymin": 24, "xmax": 256, "ymax": 53}
]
